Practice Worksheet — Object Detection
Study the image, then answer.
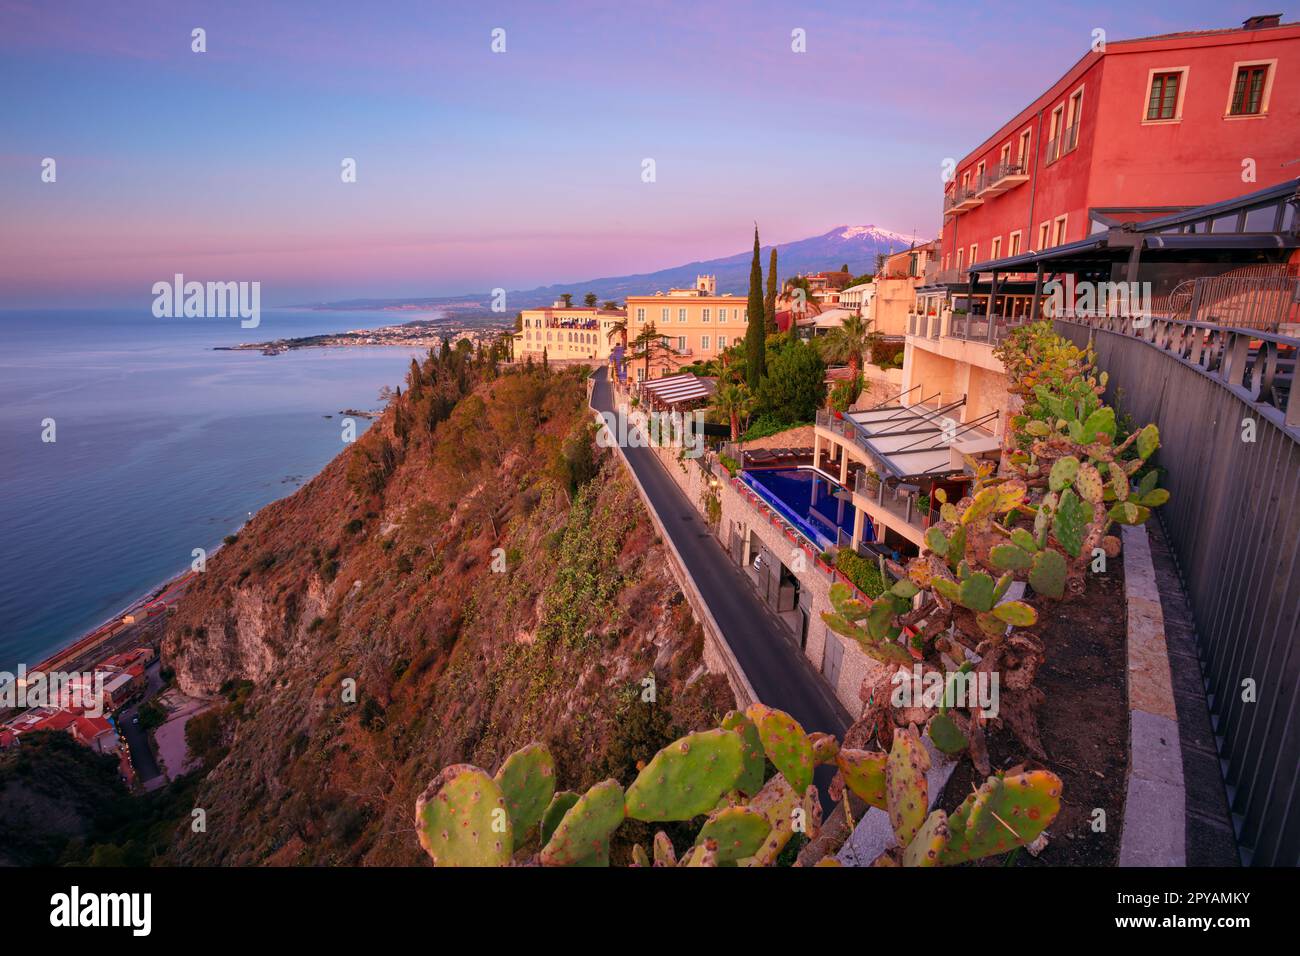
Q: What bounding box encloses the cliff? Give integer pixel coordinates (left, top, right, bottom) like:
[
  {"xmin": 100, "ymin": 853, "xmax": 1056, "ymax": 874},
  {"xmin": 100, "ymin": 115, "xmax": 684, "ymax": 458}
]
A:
[{"xmin": 161, "ymin": 356, "xmax": 732, "ymax": 864}]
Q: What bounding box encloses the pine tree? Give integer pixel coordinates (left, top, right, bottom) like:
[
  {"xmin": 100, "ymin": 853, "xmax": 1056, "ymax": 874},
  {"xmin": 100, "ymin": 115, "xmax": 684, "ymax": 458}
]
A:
[
  {"xmin": 765, "ymin": 247, "xmax": 778, "ymax": 333},
  {"xmin": 745, "ymin": 227, "xmax": 766, "ymax": 389}
]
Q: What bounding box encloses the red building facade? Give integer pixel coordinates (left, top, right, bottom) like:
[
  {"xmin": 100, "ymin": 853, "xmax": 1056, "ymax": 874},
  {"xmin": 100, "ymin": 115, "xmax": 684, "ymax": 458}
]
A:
[{"xmin": 939, "ymin": 15, "xmax": 1300, "ymax": 275}]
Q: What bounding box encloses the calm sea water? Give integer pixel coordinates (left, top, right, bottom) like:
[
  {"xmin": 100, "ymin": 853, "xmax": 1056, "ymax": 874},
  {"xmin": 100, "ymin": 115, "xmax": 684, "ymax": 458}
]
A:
[{"xmin": 0, "ymin": 308, "xmax": 431, "ymax": 673}]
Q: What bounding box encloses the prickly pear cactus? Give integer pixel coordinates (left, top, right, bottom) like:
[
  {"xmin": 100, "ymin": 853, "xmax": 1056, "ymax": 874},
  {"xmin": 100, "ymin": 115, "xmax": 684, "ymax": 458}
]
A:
[
  {"xmin": 834, "ymin": 748, "xmax": 887, "ymax": 810},
  {"xmin": 624, "ymin": 728, "xmax": 744, "ymax": 822},
  {"xmin": 745, "ymin": 704, "xmax": 815, "ymax": 795},
  {"xmin": 494, "ymin": 743, "xmax": 555, "ymax": 836},
  {"xmin": 695, "ymin": 806, "xmax": 771, "ymax": 864},
  {"xmin": 885, "ymin": 727, "xmax": 930, "ymax": 849},
  {"xmin": 938, "ymin": 769, "xmax": 1062, "ymax": 865},
  {"xmin": 416, "ymin": 764, "xmax": 513, "ymax": 867},
  {"xmin": 901, "ymin": 809, "xmax": 950, "ymax": 867},
  {"xmin": 539, "ymin": 779, "xmax": 625, "ymax": 867},
  {"xmin": 540, "ymin": 790, "xmax": 579, "ymax": 847},
  {"xmin": 721, "ymin": 709, "xmax": 767, "ymax": 796}
]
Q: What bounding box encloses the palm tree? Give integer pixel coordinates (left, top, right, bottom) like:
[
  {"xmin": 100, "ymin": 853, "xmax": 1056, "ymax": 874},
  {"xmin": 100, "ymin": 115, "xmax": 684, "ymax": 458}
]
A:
[
  {"xmin": 818, "ymin": 312, "xmax": 873, "ymax": 380},
  {"xmin": 714, "ymin": 382, "xmax": 751, "ymax": 442},
  {"xmin": 605, "ymin": 318, "xmax": 628, "ymax": 348}
]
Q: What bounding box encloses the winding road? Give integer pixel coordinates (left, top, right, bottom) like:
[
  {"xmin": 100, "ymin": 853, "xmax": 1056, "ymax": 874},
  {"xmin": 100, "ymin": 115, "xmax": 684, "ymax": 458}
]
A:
[{"xmin": 592, "ymin": 376, "xmax": 850, "ymax": 754}]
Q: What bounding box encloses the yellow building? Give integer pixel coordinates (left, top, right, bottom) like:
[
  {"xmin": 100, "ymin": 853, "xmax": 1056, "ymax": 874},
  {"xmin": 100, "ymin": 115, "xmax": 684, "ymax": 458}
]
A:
[
  {"xmin": 872, "ymin": 241, "xmax": 937, "ymax": 336},
  {"xmin": 624, "ymin": 275, "xmax": 752, "ymax": 379},
  {"xmin": 514, "ymin": 302, "xmax": 627, "ymax": 362}
]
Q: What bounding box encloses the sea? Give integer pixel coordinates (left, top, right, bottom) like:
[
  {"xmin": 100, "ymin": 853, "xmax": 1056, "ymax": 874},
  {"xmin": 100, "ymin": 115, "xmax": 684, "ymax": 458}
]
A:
[{"xmin": 0, "ymin": 307, "xmax": 437, "ymax": 674}]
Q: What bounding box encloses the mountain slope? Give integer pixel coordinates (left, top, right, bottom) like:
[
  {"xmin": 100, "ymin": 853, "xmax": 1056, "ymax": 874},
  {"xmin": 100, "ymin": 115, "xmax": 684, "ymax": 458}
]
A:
[
  {"xmin": 159, "ymin": 359, "xmax": 733, "ymax": 865},
  {"xmin": 315, "ymin": 225, "xmax": 927, "ymax": 311}
]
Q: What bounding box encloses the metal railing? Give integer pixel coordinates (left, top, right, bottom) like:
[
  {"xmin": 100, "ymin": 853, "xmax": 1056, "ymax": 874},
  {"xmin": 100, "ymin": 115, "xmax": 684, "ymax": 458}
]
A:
[
  {"xmin": 946, "ymin": 312, "xmax": 1033, "ymax": 345},
  {"xmin": 1166, "ymin": 274, "xmax": 1300, "ymax": 332},
  {"xmin": 1055, "ymin": 314, "xmax": 1299, "ymax": 865},
  {"xmin": 852, "ymin": 469, "xmax": 928, "ymax": 532},
  {"xmin": 975, "ymin": 161, "xmax": 1026, "ymax": 193}
]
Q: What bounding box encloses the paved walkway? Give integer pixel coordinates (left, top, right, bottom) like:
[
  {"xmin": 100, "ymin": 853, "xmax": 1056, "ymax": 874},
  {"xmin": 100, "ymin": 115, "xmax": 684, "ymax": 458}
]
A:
[
  {"xmin": 593, "ymin": 377, "xmax": 850, "ymax": 747},
  {"xmin": 1148, "ymin": 519, "xmax": 1240, "ymax": 866}
]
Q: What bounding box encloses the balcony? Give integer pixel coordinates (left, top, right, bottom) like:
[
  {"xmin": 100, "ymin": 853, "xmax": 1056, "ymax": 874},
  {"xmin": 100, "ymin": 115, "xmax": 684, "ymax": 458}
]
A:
[
  {"xmin": 946, "ymin": 311, "xmax": 1033, "ymax": 345},
  {"xmin": 975, "ymin": 161, "xmax": 1029, "ymax": 197},
  {"xmin": 851, "ymin": 469, "xmax": 931, "ymax": 536},
  {"xmin": 944, "ymin": 186, "xmax": 984, "ymax": 216},
  {"xmin": 906, "ymin": 312, "xmax": 944, "ymax": 340}
]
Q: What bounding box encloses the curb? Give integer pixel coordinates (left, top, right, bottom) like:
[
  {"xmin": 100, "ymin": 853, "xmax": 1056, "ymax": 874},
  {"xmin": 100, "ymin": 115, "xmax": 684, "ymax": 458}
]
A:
[{"xmin": 1118, "ymin": 522, "xmax": 1187, "ymax": 866}]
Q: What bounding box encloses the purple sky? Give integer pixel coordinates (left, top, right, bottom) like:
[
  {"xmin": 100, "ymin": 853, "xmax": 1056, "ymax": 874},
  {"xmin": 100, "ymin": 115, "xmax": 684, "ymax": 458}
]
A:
[{"xmin": 0, "ymin": 0, "xmax": 1275, "ymax": 307}]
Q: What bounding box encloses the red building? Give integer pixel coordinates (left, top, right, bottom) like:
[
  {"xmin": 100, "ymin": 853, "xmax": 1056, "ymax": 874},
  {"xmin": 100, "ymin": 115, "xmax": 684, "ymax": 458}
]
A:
[{"xmin": 938, "ymin": 14, "xmax": 1300, "ymax": 277}]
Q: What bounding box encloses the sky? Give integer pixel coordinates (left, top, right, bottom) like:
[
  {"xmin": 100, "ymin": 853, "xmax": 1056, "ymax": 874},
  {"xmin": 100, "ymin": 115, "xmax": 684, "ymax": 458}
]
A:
[{"xmin": 0, "ymin": 0, "xmax": 1275, "ymax": 307}]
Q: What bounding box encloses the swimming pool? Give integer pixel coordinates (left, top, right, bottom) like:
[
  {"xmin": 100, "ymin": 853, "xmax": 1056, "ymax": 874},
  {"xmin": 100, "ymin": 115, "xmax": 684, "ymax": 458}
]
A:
[{"xmin": 741, "ymin": 468, "xmax": 872, "ymax": 550}]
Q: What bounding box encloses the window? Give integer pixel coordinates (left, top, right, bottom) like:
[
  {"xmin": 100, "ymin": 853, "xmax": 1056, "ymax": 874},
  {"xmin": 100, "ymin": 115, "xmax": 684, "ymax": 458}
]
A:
[
  {"xmin": 677, "ymin": 336, "xmax": 686, "ymax": 352},
  {"xmin": 1047, "ymin": 105, "xmax": 1064, "ymax": 162},
  {"xmin": 1052, "ymin": 215, "xmax": 1068, "ymax": 247},
  {"xmin": 990, "ymin": 237, "xmax": 1002, "ymax": 260},
  {"xmin": 969, "ymin": 243, "xmax": 978, "ymax": 266},
  {"xmin": 1229, "ymin": 64, "xmax": 1270, "ymax": 115},
  {"xmin": 742, "ymin": 310, "xmax": 748, "ymax": 323},
  {"xmin": 1065, "ymin": 88, "xmax": 1083, "ymax": 151},
  {"xmin": 1038, "ymin": 221, "xmax": 1050, "ymax": 250},
  {"xmin": 701, "ymin": 335, "xmax": 710, "ymax": 350},
  {"xmin": 1147, "ymin": 71, "xmax": 1181, "ymax": 120},
  {"xmin": 702, "ymin": 308, "xmax": 710, "ymax": 322},
  {"xmin": 718, "ymin": 308, "xmax": 728, "ymax": 322},
  {"xmin": 718, "ymin": 335, "xmax": 727, "ymax": 349},
  {"xmin": 976, "ymin": 160, "xmax": 986, "ymax": 190},
  {"xmin": 956, "ymin": 248, "xmax": 964, "ymax": 270},
  {"xmin": 636, "ymin": 307, "xmax": 646, "ymax": 322},
  {"xmin": 1018, "ymin": 129, "xmax": 1031, "ymax": 167},
  {"xmin": 661, "ymin": 307, "xmax": 669, "ymax": 322},
  {"xmin": 678, "ymin": 308, "xmax": 687, "ymax": 323},
  {"xmin": 1008, "ymin": 230, "xmax": 1022, "ymax": 256},
  {"xmin": 1000, "ymin": 143, "xmax": 1011, "ymax": 167}
]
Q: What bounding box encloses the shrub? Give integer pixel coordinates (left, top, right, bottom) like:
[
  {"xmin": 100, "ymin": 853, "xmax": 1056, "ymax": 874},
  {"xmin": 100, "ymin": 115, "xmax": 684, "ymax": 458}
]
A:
[{"xmin": 834, "ymin": 547, "xmax": 885, "ymax": 598}]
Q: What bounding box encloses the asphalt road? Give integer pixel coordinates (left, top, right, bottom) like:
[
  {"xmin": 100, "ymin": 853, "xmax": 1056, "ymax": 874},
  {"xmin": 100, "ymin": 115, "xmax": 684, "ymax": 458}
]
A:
[
  {"xmin": 592, "ymin": 376, "xmax": 851, "ymax": 743},
  {"xmin": 119, "ymin": 661, "xmax": 165, "ymax": 784}
]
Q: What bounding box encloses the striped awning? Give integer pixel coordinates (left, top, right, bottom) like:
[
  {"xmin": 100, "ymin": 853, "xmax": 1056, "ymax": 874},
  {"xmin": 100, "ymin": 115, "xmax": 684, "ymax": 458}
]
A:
[{"xmin": 641, "ymin": 373, "xmax": 716, "ymax": 405}]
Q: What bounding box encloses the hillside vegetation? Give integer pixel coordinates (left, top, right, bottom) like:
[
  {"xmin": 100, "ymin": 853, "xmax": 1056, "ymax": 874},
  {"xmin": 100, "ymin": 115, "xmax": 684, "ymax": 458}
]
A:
[{"xmin": 160, "ymin": 349, "xmax": 732, "ymax": 864}]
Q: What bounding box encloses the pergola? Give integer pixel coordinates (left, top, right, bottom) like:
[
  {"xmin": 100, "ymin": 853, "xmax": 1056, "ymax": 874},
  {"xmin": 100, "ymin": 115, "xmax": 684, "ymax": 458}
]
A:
[{"xmin": 637, "ymin": 373, "xmax": 717, "ymax": 411}]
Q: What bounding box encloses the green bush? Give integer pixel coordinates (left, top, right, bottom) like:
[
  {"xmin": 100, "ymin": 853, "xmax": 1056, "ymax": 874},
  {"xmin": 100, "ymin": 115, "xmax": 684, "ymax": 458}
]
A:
[{"xmin": 834, "ymin": 548, "xmax": 885, "ymax": 598}]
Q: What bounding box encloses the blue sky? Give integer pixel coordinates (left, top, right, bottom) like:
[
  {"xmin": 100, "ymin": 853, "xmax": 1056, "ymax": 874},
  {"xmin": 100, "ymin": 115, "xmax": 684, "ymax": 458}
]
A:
[{"xmin": 0, "ymin": 0, "xmax": 1276, "ymax": 306}]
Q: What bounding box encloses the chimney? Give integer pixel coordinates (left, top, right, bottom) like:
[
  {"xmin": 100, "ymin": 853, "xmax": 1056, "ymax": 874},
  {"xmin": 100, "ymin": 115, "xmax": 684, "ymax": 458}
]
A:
[{"xmin": 1243, "ymin": 13, "xmax": 1282, "ymax": 29}]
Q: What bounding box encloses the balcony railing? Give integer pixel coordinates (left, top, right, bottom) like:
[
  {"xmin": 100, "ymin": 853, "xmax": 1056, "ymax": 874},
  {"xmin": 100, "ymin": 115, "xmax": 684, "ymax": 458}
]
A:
[
  {"xmin": 944, "ymin": 186, "xmax": 983, "ymax": 216},
  {"xmin": 852, "ymin": 469, "xmax": 930, "ymax": 533},
  {"xmin": 946, "ymin": 312, "xmax": 1034, "ymax": 345},
  {"xmin": 907, "ymin": 312, "xmax": 945, "ymax": 339},
  {"xmin": 975, "ymin": 161, "xmax": 1029, "ymax": 197}
]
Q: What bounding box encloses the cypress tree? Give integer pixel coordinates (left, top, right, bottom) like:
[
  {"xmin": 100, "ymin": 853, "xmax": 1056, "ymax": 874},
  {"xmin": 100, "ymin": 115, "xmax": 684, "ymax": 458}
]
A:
[
  {"xmin": 765, "ymin": 247, "xmax": 778, "ymax": 333},
  {"xmin": 745, "ymin": 227, "xmax": 766, "ymax": 389}
]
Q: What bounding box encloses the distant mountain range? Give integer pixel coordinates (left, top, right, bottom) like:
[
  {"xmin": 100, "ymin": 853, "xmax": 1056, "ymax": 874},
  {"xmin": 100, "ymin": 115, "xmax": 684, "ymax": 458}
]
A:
[{"xmin": 311, "ymin": 225, "xmax": 930, "ymax": 314}]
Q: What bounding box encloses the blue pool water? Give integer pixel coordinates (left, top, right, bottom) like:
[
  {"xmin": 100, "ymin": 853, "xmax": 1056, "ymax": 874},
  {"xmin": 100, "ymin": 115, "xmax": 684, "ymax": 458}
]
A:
[{"xmin": 742, "ymin": 468, "xmax": 872, "ymax": 549}]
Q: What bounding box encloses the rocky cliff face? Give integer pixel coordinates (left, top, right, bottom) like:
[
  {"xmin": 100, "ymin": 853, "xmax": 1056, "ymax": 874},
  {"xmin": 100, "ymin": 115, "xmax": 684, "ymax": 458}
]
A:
[{"xmin": 160, "ymin": 361, "xmax": 732, "ymax": 865}]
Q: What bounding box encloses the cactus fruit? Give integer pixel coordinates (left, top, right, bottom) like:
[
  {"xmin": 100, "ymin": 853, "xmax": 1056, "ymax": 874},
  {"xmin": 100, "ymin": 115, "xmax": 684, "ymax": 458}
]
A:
[
  {"xmin": 539, "ymin": 779, "xmax": 625, "ymax": 867},
  {"xmin": 695, "ymin": 806, "xmax": 771, "ymax": 864},
  {"xmin": 809, "ymin": 731, "xmax": 841, "ymax": 765},
  {"xmin": 624, "ymin": 728, "xmax": 744, "ymax": 822},
  {"xmin": 721, "ymin": 709, "xmax": 766, "ymax": 796},
  {"xmin": 540, "ymin": 790, "xmax": 579, "ymax": 847},
  {"xmin": 902, "ymin": 810, "xmax": 950, "ymax": 866},
  {"xmin": 834, "ymin": 748, "xmax": 887, "ymax": 809},
  {"xmin": 745, "ymin": 704, "xmax": 815, "ymax": 795},
  {"xmin": 415, "ymin": 764, "xmax": 513, "ymax": 867},
  {"xmin": 652, "ymin": 830, "xmax": 676, "ymax": 867},
  {"xmin": 494, "ymin": 743, "xmax": 555, "ymax": 836},
  {"xmin": 938, "ymin": 769, "xmax": 1062, "ymax": 865},
  {"xmin": 885, "ymin": 727, "xmax": 930, "ymax": 849}
]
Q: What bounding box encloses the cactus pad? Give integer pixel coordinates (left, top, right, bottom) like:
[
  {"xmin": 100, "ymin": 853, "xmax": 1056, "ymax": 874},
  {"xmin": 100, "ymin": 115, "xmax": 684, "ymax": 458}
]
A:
[
  {"xmin": 539, "ymin": 779, "xmax": 625, "ymax": 867},
  {"xmin": 652, "ymin": 830, "xmax": 677, "ymax": 866},
  {"xmin": 885, "ymin": 727, "xmax": 930, "ymax": 849},
  {"xmin": 721, "ymin": 709, "xmax": 767, "ymax": 796},
  {"xmin": 539, "ymin": 790, "xmax": 580, "ymax": 847},
  {"xmin": 624, "ymin": 728, "xmax": 744, "ymax": 821},
  {"xmin": 902, "ymin": 809, "xmax": 950, "ymax": 866},
  {"xmin": 415, "ymin": 764, "xmax": 513, "ymax": 867},
  {"xmin": 745, "ymin": 704, "xmax": 815, "ymax": 794},
  {"xmin": 695, "ymin": 806, "xmax": 771, "ymax": 864},
  {"xmin": 494, "ymin": 743, "xmax": 555, "ymax": 836},
  {"xmin": 1028, "ymin": 548, "xmax": 1067, "ymax": 600},
  {"xmin": 938, "ymin": 770, "xmax": 1062, "ymax": 865},
  {"xmin": 834, "ymin": 748, "xmax": 888, "ymax": 810}
]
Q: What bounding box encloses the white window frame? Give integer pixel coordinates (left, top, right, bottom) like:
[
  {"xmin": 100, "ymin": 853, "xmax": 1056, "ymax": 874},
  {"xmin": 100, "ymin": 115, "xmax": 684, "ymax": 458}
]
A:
[
  {"xmin": 1141, "ymin": 66, "xmax": 1189, "ymax": 124},
  {"xmin": 1224, "ymin": 59, "xmax": 1277, "ymax": 119}
]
